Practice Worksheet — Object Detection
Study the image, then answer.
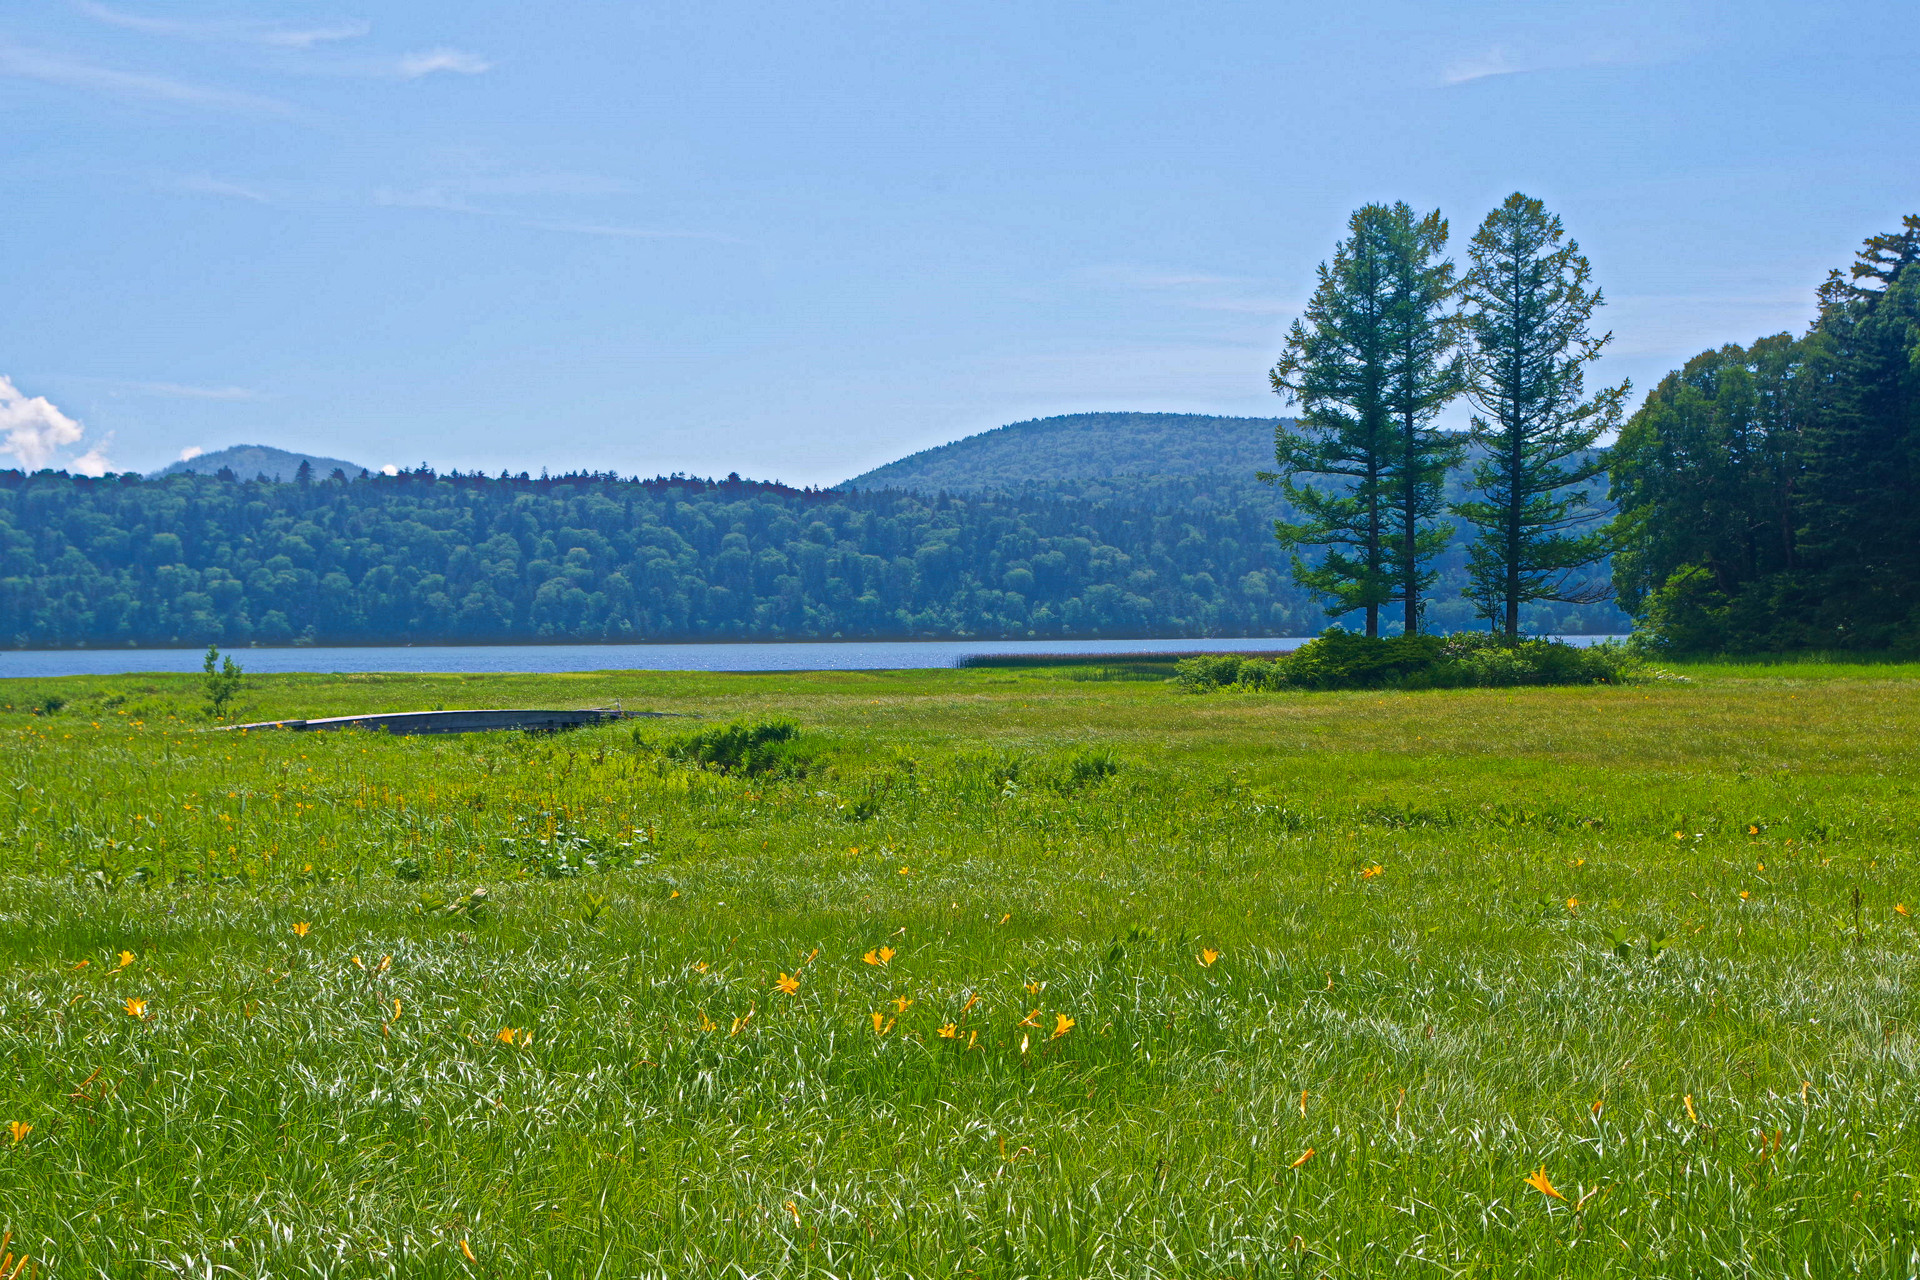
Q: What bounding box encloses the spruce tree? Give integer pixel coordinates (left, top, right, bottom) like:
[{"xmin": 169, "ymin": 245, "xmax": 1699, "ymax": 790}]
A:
[
  {"xmin": 1379, "ymin": 204, "xmax": 1466, "ymax": 635},
  {"xmin": 1267, "ymin": 205, "xmax": 1401, "ymax": 636},
  {"xmin": 1456, "ymin": 193, "xmax": 1628, "ymax": 639},
  {"xmin": 1794, "ymin": 215, "xmax": 1920, "ymax": 643}
]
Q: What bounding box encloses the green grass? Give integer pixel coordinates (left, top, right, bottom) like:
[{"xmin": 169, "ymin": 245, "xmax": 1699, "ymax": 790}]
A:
[{"xmin": 3, "ymin": 661, "xmax": 1920, "ymax": 1276}]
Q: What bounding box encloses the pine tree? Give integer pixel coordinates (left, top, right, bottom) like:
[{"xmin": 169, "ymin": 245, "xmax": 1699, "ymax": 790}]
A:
[
  {"xmin": 1379, "ymin": 204, "xmax": 1466, "ymax": 635},
  {"xmin": 1456, "ymin": 193, "xmax": 1628, "ymax": 639},
  {"xmin": 1794, "ymin": 215, "xmax": 1920, "ymax": 644},
  {"xmin": 1266, "ymin": 205, "xmax": 1400, "ymax": 637}
]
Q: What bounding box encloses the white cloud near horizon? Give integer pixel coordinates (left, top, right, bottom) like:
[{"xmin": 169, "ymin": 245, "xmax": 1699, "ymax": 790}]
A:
[
  {"xmin": 178, "ymin": 445, "xmax": 205, "ymax": 462},
  {"xmin": 70, "ymin": 434, "xmax": 115, "ymax": 477},
  {"xmin": 0, "ymin": 376, "xmax": 94, "ymax": 471},
  {"xmin": 0, "ymin": 41, "xmax": 295, "ymax": 112}
]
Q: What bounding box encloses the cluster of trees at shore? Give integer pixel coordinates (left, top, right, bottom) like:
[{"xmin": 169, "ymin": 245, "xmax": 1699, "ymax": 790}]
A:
[
  {"xmin": 1609, "ymin": 216, "xmax": 1920, "ymax": 652},
  {"xmin": 0, "ymin": 465, "xmax": 1625, "ymax": 649},
  {"xmin": 1268, "ymin": 193, "xmax": 1623, "ymax": 640}
]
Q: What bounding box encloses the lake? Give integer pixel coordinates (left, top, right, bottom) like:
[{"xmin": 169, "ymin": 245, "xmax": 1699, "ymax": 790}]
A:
[{"xmin": 0, "ymin": 636, "xmax": 1624, "ymax": 679}]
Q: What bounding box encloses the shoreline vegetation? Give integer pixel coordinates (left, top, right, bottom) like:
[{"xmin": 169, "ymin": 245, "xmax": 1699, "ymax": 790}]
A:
[{"xmin": 2, "ymin": 657, "xmax": 1918, "ymax": 1273}]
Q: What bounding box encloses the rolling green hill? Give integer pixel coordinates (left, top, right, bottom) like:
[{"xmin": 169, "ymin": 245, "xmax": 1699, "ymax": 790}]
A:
[{"xmin": 843, "ymin": 412, "xmax": 1280, "ymax": 491}]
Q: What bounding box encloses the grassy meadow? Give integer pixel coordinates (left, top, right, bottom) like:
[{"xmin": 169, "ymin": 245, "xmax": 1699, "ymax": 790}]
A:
[{"xmin": 2, "ymin": 657, "xmax": 1919, "ymax": 1276}]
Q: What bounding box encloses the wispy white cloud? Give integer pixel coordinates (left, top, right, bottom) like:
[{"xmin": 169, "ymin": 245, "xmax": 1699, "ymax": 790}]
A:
[
  {"xmin": 130, "ymin": 380, "xmax": 261, "ymax": 401},
  {"xmin": 1085, "ymin": 264, "xmax": 1298, "ymax": 319},
  {"xmin": 178, "ymin": 445, "xmax": 205, "ymax": 462},
  {"xmin": 1440, "ymin": 46, "xmax": 1523, "ymax": 86},
  {"xmin": 373, "ymin": 186, "xmax": 735, "ymax": 242},
  {"xmin": 164, "ymin": 173, "xmax": 270, "ymax": 203},
  {"xmin": 0, "ymin": 41, "xmax": 294, "ymax": 112},
  {"xmin": 73, "ymin": 2, "xmax": 370, "ymax": 49},
  {"xmin": 396, "ymin": 48, "xmax": 491, "ymax": 78},
  {"xmin": 1437, "ymin": 36, "xmax": 1677, "ymax": 89}
]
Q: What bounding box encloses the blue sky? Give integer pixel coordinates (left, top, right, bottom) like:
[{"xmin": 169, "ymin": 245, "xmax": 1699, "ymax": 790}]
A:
[{"xmin": 3, "ymin": 0, "xmax": 1914, "ymax": 486}]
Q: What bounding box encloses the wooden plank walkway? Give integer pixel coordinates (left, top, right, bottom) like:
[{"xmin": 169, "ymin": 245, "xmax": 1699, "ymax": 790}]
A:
[{"xmin": 223, "ymin": 708, "xmax": 657, "ymax": 736}]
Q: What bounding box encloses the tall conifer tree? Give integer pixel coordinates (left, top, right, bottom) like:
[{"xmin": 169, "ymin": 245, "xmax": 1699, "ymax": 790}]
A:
[
  {"xmin": 1269, "ymin": 206, "xmax": 1408, "ymax": 635},
  {"xmin": 1379, "ymin": 205, "xmax": 1466, "ymax": 635},
  {"xmin": 1456, "ymin": 193, "xmax": 1627, "ymax": 638}
]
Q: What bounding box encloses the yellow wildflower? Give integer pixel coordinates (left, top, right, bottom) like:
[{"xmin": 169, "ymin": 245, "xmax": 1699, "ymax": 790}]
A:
[
  {"xmin": 7, "ymin": 1121, "xmax": 29, "ymax": 1144},
  {"xmin": 123, "ymin": 997, "xmax": 147, "ymax": 1018},
  {"xmin": 1288, "ymin": 1147, "xmax": 1314, "ymax": 1169},
  {"xmin": 775, "ymin": 973, "xmax": 800, "ymax": 995},
  {"xmin": 937, "ymin": 1023, "xmax": 958, "ymax": 1038},
  {"xmin": 892, "ymin": 996, "xmax": 914, "ymax": 1013},
  {"xmin": 1524, "ymin": 1165, "xmax": 1566, "ymax": 1201},
  {"xmin": 1198, "ymin": 948, "xmax": 1220, "ymax": 967},
  {"xmin": 1052, "ymin": 1013, "xmax": 1075, "ymax": 1039},
  {"xmin": 291, "ymin": 922, "xmax": 310, "ymax": 937}
]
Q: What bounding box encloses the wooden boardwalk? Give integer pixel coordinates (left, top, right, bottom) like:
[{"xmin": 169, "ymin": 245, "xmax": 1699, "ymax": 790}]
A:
[{"xmin": 224, "ymin": 708, "xmax": 653, "ymax": 736}]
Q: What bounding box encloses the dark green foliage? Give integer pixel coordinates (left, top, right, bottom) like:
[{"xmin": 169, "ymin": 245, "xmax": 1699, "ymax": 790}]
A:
[
  {"xmin": 842, "ymin": 412, "xmax": 1281, "ymax": 491},
  {"xmin": 1457, "ymin": 194, "xmax": 1628, "ymax": 638},
  {"xmin": 1379, "ymin": 205, "xmax": 1467, "ymax": 636},
  {"xmin": 0, "ymin": 465, "xmax": 1629, "ymax": 648},
  {"xmin": 1175, "ymin": 629, "xmax": 1637, "ymax": 692},
  {"xmin": 1268, "ymin": 207, "xmax": 1401, "ymax": 635},
  {"xmin": 1611, "ymin": 215, "xmax": 1920, "ymax": 652},
  {"xmin": 659, "ymin": 718, "xmax": 810, "ymax": 776},
  {"xmin": 0, "ymin": 470, "xmax": 1324, "ymax": 645},
  {"xmin": 1269, "ymin": 204, "xmax": 1467, "ymax": 637}
]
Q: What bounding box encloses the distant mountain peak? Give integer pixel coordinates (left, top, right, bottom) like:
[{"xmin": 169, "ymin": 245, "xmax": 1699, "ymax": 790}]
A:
[
  {"xmin": 841, "ymin": 411, "xmax": 1283, "ymax": 492},
  {"xmin": 159, "ymin": 444, "xmax": 368, "ymax": 482}
]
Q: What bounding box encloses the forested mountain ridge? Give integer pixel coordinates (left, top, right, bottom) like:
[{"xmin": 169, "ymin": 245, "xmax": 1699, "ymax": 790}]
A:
[
  {"xmin": 0, "ymin": 465, "xmax": 1625, "ymax": 649},
  {"xmin": 843, "ymin": 412, "xmax": 1281, "ymax": 490},
  {"xmin": 160, "ymin": 444, "xmax": 368, "ymax": 483}
]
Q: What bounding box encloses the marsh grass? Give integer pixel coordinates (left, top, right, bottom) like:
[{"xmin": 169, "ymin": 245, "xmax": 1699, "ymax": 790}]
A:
[{"xmin": 2, "ymin": 661, "xmax": 1919, "ymax": 1275}]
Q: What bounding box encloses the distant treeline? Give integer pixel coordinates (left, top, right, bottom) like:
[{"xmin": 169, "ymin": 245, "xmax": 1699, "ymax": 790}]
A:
[
  {"xmin": 1610, "ymin": 216, "xmax": 1920, "ymax": 652},
  {"xmin": 0, "ymin": 467, "xmax": 1621, "ymax": 649}
]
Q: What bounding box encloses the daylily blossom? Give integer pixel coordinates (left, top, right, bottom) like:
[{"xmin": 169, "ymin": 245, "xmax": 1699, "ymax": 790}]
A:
[
  {"xmin": 292, "ymin": 922, "xmax": 310, "ymax": 937},
  {"xmin": 1525, "ymin": 1166, "xmax": 1566, "ymax": 1201},
  {"xmin": 775, "ymin": 973, "xmax": 800, "ymax": 994},
  {"xmin": 1052, "ymin": 1013, "xmax": 1074, "ymax": 1039},
  {"xmin": 1198, "ymin": 948, "xmax": 1220, "ymax": 967},
  {"xmin": 123, "ymin": 997, "xmax": 147, "ymax": 1018},
  {"xmin": 1289, "ymin": 1147, "xmax": 1315, "ymax": 1169},
  {"xmin": 937, "ymin": 1023, "xmax": 958, "ymax": 1038}
]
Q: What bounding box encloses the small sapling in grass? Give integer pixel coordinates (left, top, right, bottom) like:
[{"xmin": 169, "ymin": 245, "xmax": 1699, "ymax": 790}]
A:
[{"xmin": 202, "ymin": 644, "xmax": 243, "ymax": 720}]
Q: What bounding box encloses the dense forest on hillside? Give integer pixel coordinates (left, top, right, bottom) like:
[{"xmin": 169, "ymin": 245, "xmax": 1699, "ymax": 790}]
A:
[
  {"xmin": 1610, "ymin": 215, "xmax": 1920, "ymax": 652},
  {"xmin": 0, "ymin": 466, "xmax": 1623, "ymax": 648},
  {"xmin": 843, "ymin": 412, "xmax": 1280, "ymax": 491}
]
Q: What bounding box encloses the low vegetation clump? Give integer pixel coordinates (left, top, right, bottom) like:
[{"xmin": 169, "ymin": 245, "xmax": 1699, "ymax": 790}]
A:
[
  {"xmin": 0, "ymin": 659, "xmax": 1917, "ymax": 1275},
  {"xmin": 1176, "ymin": 628, "xmax": 1640, "ymax": 692}
]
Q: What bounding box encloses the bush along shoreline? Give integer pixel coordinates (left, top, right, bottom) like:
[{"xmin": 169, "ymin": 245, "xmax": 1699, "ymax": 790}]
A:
[{"xmin": 1175, "ymin": 629, "xmax": 1646, "ymax": 692}]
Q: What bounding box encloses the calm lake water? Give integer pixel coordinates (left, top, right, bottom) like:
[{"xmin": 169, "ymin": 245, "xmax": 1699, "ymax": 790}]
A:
[{"xmin": 0, "ymin": 636, "xmax": 1627, "ymax": 679}]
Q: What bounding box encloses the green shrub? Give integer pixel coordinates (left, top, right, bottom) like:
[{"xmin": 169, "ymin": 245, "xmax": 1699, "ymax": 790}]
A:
[
  {"xmin": 1178, "ymin": 629, "xmax": 1641, "ymax": 693},
  {"xmin": 658, "ymin": 718, "xmax": 819, "ymax": 776}
]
